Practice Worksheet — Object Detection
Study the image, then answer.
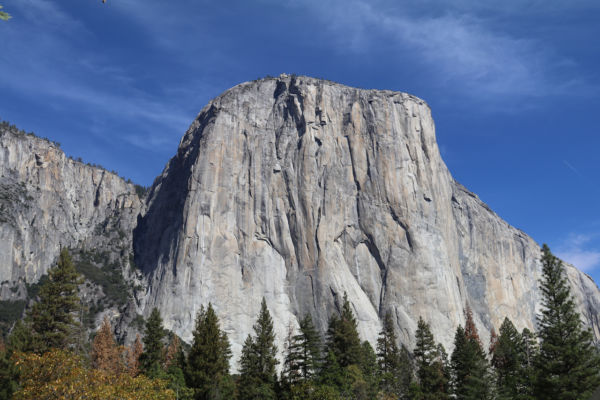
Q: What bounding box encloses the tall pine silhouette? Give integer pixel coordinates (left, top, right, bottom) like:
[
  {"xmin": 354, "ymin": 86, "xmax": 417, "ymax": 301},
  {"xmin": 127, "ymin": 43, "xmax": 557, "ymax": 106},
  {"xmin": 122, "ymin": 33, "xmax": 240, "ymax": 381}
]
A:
[
  {"xmin": 450, "ymin": 306, "xmax": 492, "ymax": 400},
  {"xmin": 238, "ymin": 298, "xmax": 279, "ymax": 400},
  {"xmin": 325, "ymin": 292, "xmax": 362, "ymax": 368},
  {"xmin": 377, "ymin": 311, "xmax": 412, "ymax": 398},
  {"xmin": 280, "ymin": 313, "xmax": 322, "ymax": 398},
  {"xmin": 534, "ymin": 244, "xmax": 600, "ymax": 399},
  {"xmin": 185, "ymin": 303, "xmax": 233, "ymax": 400},
  {"xmin": 413, "ymin": 316, "xmax": 450, "ymax": 399},
  {"xmin": 139, "ymin": 308, "xmax": 166, "ymax": 379},
  {"xmin": 489, "ymin": 317, "xmax": 534, "ymax": 400},
  {"xmin": 28, "ymin": 248, "xmax": 83, "ymax": 354}
]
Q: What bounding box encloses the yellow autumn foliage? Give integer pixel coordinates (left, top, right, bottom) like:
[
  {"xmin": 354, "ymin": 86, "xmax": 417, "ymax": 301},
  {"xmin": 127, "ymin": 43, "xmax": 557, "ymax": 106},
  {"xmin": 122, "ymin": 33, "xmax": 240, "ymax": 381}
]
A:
[{"xmin": 12, "ymin": 349, "xmax": 175, "ymax": 400}]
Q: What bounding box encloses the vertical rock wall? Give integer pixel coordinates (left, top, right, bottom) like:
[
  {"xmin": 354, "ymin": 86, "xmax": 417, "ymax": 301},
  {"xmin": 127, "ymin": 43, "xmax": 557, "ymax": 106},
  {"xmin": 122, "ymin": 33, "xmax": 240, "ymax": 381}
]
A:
[{"xmin": 133, "ymin": 75, "xmax": 600, "ymax": 366}]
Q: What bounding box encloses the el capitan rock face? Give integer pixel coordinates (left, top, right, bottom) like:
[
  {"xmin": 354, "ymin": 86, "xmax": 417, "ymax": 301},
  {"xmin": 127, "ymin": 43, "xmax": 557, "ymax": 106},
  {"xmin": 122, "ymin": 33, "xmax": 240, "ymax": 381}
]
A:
[
  {"xmin": 1, "ymin": 76, "xmax": 599, "ymax": 364},
  {"xmin": 132, "ymin": 74, "xmax": 600, "ymax": 363}
]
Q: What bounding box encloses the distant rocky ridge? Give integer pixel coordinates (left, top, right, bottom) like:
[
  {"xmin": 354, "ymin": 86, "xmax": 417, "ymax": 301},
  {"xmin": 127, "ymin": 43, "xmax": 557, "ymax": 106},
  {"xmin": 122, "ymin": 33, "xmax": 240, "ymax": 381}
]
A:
[{"xmin": 1, "ymin": 75, "xmax": 599, "ymax": 366}]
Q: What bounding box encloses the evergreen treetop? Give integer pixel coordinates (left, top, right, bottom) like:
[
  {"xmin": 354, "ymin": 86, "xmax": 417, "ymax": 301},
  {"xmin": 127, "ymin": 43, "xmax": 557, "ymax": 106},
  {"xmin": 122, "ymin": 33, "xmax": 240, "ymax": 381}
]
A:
[
  {"xmin": 377, "ymin": 312, "xmax": 399, "ymax": 376},
  {"xmin": 534, "ymin": 244, "xmax": 600, "ymax": 400},
  {"xmin": 238, "ymin": 298, "xmax": 278, "ymax": 400},
  {"xmin": 377, "ymin": 311, "xmax": 412, "ymax": 398},
  {"xmin": 413, "ymin": 316, "xmax": 449, "ymax": 400},
  {"xmin": 490, "ymin": 317, "xmax": 533, "ymax": 400},
  {"xmin": 139, "ymin": 308, "xmax": 166, "ymax": 379},
  {"xmin": 325, "ymin": 292, "xmax": 362, "ymax": 368},
  {"xmin": 281, "ymin": 313, "xmax": 322, "ymax": 391},
  {"xmin": 28, "ymin": 248, "xmax": 83, "ymax": 354},
  {"xmin": 450, "ymin": 307, "xmax": 492, "ymax": 400},
  {"xmin": 185, "ymin": 303, "xmax": 233, "ymax": 400}
]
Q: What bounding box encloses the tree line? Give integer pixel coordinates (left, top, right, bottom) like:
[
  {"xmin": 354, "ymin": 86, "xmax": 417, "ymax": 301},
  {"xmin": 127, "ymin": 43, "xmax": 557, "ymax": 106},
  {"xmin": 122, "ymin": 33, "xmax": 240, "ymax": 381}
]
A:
[{"xmin": 0, "ymin": 244, "xmax": 599, "ymax": 399}]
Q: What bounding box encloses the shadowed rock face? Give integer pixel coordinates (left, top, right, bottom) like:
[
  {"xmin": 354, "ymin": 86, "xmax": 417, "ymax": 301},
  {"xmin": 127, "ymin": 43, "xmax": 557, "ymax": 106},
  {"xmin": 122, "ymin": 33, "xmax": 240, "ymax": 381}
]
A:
[{"xmin": 133, "ymin": 74, "xmax": 600, "ymax": 364}]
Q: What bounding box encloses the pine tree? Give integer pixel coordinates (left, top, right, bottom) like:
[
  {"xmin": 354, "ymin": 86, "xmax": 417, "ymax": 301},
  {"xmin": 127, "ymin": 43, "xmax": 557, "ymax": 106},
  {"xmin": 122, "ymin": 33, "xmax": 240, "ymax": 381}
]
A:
[
  {"xmin": 490, "ymin": 317, "xmax": 533, "ymax": 400},
  {"xmin": 520, "ymin": 327, "xmax": 537, "ymax": 398},
  {"xmin": 376, "ymin": 311, "xmax": 408, "ymax": 398},
  {"xmin": 281, "ymin": 313, "xmax": 322, "ymax": 394},
  {"xmin": 238, "ymin": 298, "xmax": 279, "ymax": 400},
  {"xmin": 413, "ymin": 316, "xmax": 449, "ymax": 400},
  {"xmin": 280, "ymin": 323, "xmax": 300, "ymax": 398},
  {"xmin": 165, "ymin": 335, "xmax": 194, "ymax": 400},
  {"xmin": 296, "ymin": 314, "xmax": 322, "ymax": 381},
  {"xmin": 324, "ymin": 292, "xmax": 362, "ymax": 368},
  {"xmin": 7, "ymin": 320, "xmax": 31, "ymax": 353},
  {"xmin": 450, "ymin": 307, "xmax": 492, "ymax": 400},
  {"xmin": 435, "ymin": 344, "xmax": 451, "ymax": 396},
  {"xmin": 28, "ymin": 248, "xmax": 83, "ymax": 354},
  {"xmin": 139, "ymin": 308, "xmax": 166, "ymax": 379},
  {"xmin": 318, "ymin": 350, "xmax": 347, "ymax": 397},
  {"xmin": 185, "ymin": 303, "xmax": 233, "ymax": 400},
  {"xmin": 358, "ymin": 340, "xmax": 379, "ymax": 399},
  {"xmin": 91, "ymin": 316, "xmax": 123, "ymax": 374},
  {"xmin": 534, "ymin": 244, "xmax": 600, "ymax": 399}
]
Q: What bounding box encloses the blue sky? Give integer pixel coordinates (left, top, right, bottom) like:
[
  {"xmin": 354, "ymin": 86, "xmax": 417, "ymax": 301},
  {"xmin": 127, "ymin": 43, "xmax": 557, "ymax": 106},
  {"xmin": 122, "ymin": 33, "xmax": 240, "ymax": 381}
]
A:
[{"xmin": 1, "ymin": 0, "xmax": 599, "ymax": 282}]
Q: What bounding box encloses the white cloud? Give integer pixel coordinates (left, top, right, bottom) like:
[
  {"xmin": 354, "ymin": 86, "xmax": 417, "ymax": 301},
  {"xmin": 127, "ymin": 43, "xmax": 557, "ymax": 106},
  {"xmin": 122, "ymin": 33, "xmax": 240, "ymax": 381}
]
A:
[
  {"xmin": 556, "ymin": 234, "xmax": 600, "ymax": 272},
  {"xmin": 281, "ymin": 0, "xmax": 583, "ymax": 100}
]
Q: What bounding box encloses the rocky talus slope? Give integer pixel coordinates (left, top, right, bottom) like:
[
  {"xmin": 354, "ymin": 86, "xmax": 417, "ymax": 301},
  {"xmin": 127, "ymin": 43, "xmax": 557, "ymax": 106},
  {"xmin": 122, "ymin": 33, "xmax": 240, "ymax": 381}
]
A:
[{"xmin": 132, "ymin": 75, "xmax": 600, "ymax": 363}]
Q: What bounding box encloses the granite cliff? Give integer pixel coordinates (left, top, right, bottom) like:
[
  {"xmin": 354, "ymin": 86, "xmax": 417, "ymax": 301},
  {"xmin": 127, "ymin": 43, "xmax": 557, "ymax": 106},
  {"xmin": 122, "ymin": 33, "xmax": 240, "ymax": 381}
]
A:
[
  {"xmin": 1, "ymin": 75, "xmax": 599, "ymax": 365},
  {"xmin": 133, "ymin": 75, "xmax": 600, "ymax": 363},
  {"xmin": 0, "ymin": 123, "xmax": 144, "ymax": 334}
]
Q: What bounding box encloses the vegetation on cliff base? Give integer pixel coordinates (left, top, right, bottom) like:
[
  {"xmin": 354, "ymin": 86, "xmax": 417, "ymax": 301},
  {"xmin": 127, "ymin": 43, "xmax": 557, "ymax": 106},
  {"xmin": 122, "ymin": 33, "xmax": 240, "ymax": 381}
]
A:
[{"xmin": 0, "ymin": 246, "xmax": 597, "ymax": 399}]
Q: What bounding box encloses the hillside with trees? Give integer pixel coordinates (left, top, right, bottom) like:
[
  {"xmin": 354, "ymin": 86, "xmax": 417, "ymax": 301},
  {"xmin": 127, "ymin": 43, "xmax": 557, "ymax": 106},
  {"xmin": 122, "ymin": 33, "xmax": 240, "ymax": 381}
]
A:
[{"xmin": 0, "ymin": 246, "xmax": 598, "ymax": 399}]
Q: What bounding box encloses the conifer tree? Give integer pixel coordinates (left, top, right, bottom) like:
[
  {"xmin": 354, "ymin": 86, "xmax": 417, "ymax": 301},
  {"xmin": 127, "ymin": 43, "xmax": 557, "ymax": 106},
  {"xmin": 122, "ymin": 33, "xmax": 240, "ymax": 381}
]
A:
[
  {"xmin": 520, "ymin": 327, "xmax": 537, "ymax": 397},
  {"xmin": 163, "ymin": 335, "xmax": 194, "ymax": 400},
  {"xmin": 435, "ymin": 344, "xmax": 451, "ymax": 394},
  {"xmin": 238, "ymin": 298, "xmax": 279, "ymax": 400},
  {"xmin": 281, "ymin": 313, "xmax": 323, "ymax": 398},
  {"xmin": 139, "ymin": 308, "xmax": 166, "ymax": 379},
  {"xmin": 91, "ymin": 316, "xmax": 122, "ymax": 374},
  {"xmin": 185, "ymin": 303, "xmax": 233, "ymax": 400},
  {"xmin": 399, "ymin": 345, "xmax": 415, "ymax": 398},
  {"xmin": 534, "ymin": 244, "xmax": 600, "ymax": 399},
  {"xmin": 358, "ymin": 340, "xmax": 380, "ymax": 399},
  {"xmin": 413, "ymin": 316, "xmax": 449, "ymax": 400},
  {"xmin": 318, "ymin": 350, "xmax": 347, "ymax": 397},
  {"xmin": 489, "ymin": 317, "xmax": 535, "ymax": 400},
  {"xmin": 7, "ymin": 320, "xmax": 31, "ymax": 353},
  {"xmin": 280, "ymin": 323, "xmax": 300, "ymax": 398},
  {"xmin": 296, "ymin": 314, "xmax": 322, "ymax": 381},
  {"xmin": 450, "ymin": 307, "xmax": 492, "ymax": 400},
  {"xmin": 28, "ymin": 248, "xmax": 83, "ymax": 354},
  {"xmin": 324, "ymin": 292, "xmax": 362, "ymax": 368},
  {"xmin": 376, "ymin": 311, "xmax": 408, "ymax": 398}
]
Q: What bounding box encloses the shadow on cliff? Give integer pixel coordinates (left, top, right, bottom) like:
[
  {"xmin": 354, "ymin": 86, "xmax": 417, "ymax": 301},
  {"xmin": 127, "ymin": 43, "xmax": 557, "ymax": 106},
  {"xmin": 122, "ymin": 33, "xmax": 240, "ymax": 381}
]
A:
[{"xmin": 133, "ymin": 105, "xmax": 219, "ymax": 277}]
